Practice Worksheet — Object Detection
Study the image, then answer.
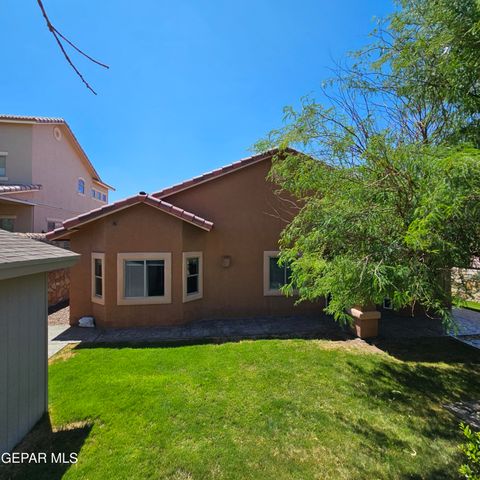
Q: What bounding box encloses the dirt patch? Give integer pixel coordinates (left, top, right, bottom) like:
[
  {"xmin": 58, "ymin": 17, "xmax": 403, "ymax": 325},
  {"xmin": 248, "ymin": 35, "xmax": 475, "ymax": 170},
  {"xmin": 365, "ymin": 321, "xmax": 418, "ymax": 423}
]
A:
[
  {"xmin": 48, "ymin": 306, "xmax": 70, "ymax": 326},
  {"xmin": 49, "ymin": 343, "xmax": 78, "ymax": 365},
  {"xmin": 312, "ymin": 338, "xmax": 386, "ymax": 354}
]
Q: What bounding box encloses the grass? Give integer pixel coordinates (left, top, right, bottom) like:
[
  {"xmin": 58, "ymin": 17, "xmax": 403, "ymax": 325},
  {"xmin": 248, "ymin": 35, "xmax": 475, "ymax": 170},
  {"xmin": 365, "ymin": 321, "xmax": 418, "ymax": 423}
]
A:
[
  {"xmin": 2, "ymin": 337, "xmax": 480, "ymax": 480},
  {"xmin": 456, "ymin": 300, "xmax": 480, "ymax": 312}
]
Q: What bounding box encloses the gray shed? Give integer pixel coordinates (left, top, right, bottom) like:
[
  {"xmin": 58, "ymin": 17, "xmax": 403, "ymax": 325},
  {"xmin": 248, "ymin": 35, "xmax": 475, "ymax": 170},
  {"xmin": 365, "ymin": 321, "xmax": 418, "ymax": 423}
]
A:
[{"xmin": 0, "ymin": 229, "xmax": 79, "ymax": 454}]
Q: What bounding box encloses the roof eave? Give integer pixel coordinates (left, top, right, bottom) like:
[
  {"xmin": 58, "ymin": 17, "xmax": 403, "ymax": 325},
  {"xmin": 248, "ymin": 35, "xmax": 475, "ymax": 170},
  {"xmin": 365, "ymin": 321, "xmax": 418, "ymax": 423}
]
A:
[{"xmin": 0, "ymin": 255, "xmax": 79, "ymax": 281}]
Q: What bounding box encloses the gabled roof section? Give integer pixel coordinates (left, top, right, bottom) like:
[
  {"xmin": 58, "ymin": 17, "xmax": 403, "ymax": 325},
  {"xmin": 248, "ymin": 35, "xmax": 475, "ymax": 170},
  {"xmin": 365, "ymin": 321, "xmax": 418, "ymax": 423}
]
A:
[
  {"xmin": 0, "ymin": 183, "xmax": 42, "ymax": 194},
  {"xmin": 153, "ymin": 147, "xmax": 298, "ymax": 199},
  {"xmin": 0, "ymin": 114, "xmax": 114, "ymax": 191},
  {"xmin": 0, "ymin": 229, "xmax": 79, "ymax": 280},
  {"xmin": 46, "ymin": 193, "xmax": 214, "ymax": 240}
]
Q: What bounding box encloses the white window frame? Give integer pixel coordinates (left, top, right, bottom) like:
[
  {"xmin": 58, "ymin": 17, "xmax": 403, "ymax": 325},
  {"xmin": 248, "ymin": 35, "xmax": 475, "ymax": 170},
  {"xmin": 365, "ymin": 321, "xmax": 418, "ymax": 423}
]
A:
[
  {"xmin": 263, "ymin": 250, "xmax": 294, "ymax": 296},
  {"xmin": 46, "ymin": 217, "xmax": 63, "ymax": 231},
  {"xmin": 91, "ymin": 253, "xmax": 105, "ymax": 305},
  {"xmin": 182, "ymin": 252, "xmax": 203, "ymax": 303},
  {"xmin": 91, "ymin": 187, "xmax": 106, "ymax": 202},
  {"xmin": 77, "ymin": 177, "xmax": 86, "ymax": 195},
  {"xmin": 117, "ymin": 252, "xmax": 172, "ymax": 305},
  {"xmin": 0, "ymin": 152, "xmax": 8, "ymax": 180}
]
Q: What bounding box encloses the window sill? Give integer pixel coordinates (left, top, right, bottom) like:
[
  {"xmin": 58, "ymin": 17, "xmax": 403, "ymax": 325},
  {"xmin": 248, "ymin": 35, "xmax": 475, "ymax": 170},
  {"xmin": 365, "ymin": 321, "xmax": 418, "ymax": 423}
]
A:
[
  {"xmin": 91, "ymin": 295, "xmax": 105, "ymax": 305},
  {"xmin": 264, "ymin": 289, "xmax": 285, "ymax": 297},
  {"xmin": 264, "ymin": 289, "xmax": 299, "ymax": 297},
  {"xmin": 117, "ymin": 295, "xmax": 171, "ymax": 306},
  {"xmin": 183, "ymin": 292, "xmax": 203, "ymax": 303}
]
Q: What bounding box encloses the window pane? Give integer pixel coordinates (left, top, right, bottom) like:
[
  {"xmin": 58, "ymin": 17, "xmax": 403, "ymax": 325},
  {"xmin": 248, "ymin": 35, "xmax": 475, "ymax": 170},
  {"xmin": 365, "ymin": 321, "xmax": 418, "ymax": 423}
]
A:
[
  {"xmin": 146, "ymin": 260, "xmax": 164, "ymax": 296},
  {"xmin": 0, "ymin": 218, "xmax": 14, "ymax": 232},
  {"xmin": 124, "ymin": 261, "xmax": 145, "ymax": 297},
  {"xmin": 95, "ymin": 277, "xmax": 103, "ymax": 296},
  {"xmin": 94, "ymin": 258, "xmax": 102, "ymax": 277},
  {"xmin": 0, "ymin": 156, "xmax": 6, "ymax": 176},
  {"xmin": 187, "ymin": 275, "xmax": 198, "ymax": 294},
  {"xmin": 102, "ymin": 194, "xmax": 107, "ymax": 202},
  {"xmin": 269, "ymin": 257, "xmax": 285, "ymax": 290},
  {"xmin": 187, "ymin": 257, "xmax": 199, "ymax": 276},
  {"xmin": 285, "ymin": 265, "xmax": 293, "ymax": 284}
]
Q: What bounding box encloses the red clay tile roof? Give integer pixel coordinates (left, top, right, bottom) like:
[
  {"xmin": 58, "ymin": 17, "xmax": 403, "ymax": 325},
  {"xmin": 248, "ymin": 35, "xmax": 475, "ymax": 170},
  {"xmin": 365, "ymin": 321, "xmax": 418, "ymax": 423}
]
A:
[
  {"xmin": 153, "ymin": 148, "xmax": 297, "ymax": 199},
  {"xmin": 46, "ymin": 193, "xmax": 213, "ymax": 240},
  {"xmin": 0, "ymin": 183, "xmax": 42, "ymax": 193},
  {"xmin": 0, "ymin": 114, "xmax": 114, "ymax": 191}
]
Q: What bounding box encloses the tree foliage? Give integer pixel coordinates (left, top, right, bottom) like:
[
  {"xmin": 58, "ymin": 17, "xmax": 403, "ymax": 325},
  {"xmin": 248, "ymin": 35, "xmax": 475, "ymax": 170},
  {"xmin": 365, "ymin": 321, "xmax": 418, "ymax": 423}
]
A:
[
  {"xmin": 256, "ymin": 0, "xmax": 480, "ymax": 324},
  {"xmin": 460, "ymin": 423, "xmax": 480, "ymax": 480}
]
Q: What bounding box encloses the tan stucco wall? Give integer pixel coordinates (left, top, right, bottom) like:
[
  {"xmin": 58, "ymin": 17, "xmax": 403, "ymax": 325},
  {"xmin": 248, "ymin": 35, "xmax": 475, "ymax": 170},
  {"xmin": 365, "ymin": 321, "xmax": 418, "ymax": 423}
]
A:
[
  {"xmin": 166, "ymin": 159, "xmax": 321, "ymax": 322},
  {"xmin": 30, "ymin": 124, "xmax": 108, "ymax": 232},
  {"xmin": 68, "ymin": 159, "xmax": 322, "ymax": 328},
  {"xmin": 0, "ymin": 199, "xmax": 33, "ymax": 232},
  {"xmin": 70, "ymin": 204, "xmax": 185, "ymax": 327},
  {"xmin": 0, "ymin": 123, "xmax": 33, "ymax": 184},
  {"xmin": 0, "ymin": 122, "xmax": 108, "ymax": 233}
]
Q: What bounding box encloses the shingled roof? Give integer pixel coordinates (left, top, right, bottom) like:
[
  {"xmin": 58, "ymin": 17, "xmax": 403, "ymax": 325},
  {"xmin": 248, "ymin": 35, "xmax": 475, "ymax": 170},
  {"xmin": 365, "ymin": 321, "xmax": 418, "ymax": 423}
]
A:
[
  {"xmin": 46, "ymin": 193, "xmax": 213, "ymax": 240},
  {"xmin": 0, "ymin": 229, "xmax": 79, "ymax": 280}
]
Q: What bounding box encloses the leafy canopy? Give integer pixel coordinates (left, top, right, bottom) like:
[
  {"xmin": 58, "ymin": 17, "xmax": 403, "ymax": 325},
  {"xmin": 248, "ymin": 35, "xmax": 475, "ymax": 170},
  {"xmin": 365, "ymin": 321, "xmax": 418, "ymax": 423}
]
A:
[{"xmin": 256, "ymin": 0, "xmax": 480, "ymax": 324}]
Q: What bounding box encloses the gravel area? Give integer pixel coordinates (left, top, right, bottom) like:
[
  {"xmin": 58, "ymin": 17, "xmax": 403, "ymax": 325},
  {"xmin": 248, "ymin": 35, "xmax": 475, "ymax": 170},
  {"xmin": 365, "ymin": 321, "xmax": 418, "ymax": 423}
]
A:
[{"xmin": 48, "ymin": 306, "xmax": 70, "ymax": 326}]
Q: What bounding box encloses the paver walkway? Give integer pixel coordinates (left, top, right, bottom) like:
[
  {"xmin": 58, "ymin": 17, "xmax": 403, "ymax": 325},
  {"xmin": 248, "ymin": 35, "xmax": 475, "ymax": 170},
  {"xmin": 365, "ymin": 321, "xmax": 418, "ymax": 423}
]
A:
[
  {"xmin": 451, "ymin": 307, "xmax": 480, "ymax": 349},
  {"xmin": 48, "ymin": 306, "xmax": 480, "ymax": 358},
  {"xmin": 48, "ymin": 314, "xmax": 350, "ymax": 357}
]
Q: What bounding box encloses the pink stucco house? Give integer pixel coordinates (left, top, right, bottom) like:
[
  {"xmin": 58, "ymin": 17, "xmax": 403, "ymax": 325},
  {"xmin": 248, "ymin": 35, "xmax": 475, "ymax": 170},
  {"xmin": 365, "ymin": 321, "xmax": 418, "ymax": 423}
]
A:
[{"xmin": 0, "ymin": 115, "xmax": 113, "ymax": 233}]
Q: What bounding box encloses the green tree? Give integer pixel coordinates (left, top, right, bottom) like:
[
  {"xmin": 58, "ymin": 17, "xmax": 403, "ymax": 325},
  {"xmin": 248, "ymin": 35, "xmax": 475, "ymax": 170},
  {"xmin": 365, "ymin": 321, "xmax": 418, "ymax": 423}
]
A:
[{"xmin": 256, "ymin": 0, "xmax": 480, "ymax": 324}]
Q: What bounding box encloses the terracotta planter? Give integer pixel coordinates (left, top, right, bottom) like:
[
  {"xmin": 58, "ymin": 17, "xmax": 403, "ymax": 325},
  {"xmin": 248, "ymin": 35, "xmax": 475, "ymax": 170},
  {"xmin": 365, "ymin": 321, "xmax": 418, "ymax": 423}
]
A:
[{"xmin": 347, "ymin": 306, "xmax": 381, "ymax": 339}]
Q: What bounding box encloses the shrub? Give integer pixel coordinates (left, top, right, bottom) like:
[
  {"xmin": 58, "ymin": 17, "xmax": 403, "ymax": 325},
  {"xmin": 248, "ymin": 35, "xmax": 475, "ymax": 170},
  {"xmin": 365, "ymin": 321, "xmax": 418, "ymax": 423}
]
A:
[{"xmin": 460, "ymin": 423, "xmax": 480, "ymax": 479}]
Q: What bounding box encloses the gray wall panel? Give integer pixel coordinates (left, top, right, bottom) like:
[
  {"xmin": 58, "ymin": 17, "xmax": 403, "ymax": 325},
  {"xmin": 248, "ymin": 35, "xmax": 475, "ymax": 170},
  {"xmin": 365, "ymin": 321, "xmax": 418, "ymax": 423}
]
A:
[{"xmin": 0, "ymin": 272, "xmax": 47, "ymax": 454}]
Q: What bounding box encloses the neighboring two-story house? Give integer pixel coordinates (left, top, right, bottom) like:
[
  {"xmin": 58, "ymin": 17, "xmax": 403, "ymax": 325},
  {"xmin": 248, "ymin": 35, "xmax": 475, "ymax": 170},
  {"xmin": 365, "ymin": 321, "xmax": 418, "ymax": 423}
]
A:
[{"xmin": 0, "ymin": 115, "xmax": 113, "ymax": 233}]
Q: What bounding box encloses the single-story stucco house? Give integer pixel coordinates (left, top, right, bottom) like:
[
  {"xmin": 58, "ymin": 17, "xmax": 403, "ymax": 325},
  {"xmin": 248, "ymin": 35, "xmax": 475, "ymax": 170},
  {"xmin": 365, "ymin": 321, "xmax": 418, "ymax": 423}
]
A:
[
  {"xmin": 0, "ymin": 229, "xmax": 78, "ymax": 454},
  {"xmin": 47, "ymin": 149, "xmax": 330, "ymax": 329}
]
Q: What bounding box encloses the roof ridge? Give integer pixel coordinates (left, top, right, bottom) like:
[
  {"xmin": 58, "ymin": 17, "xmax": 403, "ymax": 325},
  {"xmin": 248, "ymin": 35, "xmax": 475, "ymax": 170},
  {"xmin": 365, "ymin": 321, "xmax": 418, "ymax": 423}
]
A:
[
  {"xmin": 47, "ymin": 193, "xmax": 213, "ymax": 240},
  {"xmin": 152, "ymin": 147, "xmax": 298, "ymax": 199},
  {"xmin": 0, "ymin": 115, "xmax": 114, "ymax": 191},
  {"xmin": 0, "ymin": 114, "xmax": 65, "ymax": 123}
]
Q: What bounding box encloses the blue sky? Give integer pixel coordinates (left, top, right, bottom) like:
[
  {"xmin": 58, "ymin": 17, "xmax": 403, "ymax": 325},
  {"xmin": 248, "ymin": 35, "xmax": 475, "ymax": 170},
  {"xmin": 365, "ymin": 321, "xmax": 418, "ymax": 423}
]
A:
[{"xmin": 1, "ymin": 1, "xmax": 393, "ymax": 200}]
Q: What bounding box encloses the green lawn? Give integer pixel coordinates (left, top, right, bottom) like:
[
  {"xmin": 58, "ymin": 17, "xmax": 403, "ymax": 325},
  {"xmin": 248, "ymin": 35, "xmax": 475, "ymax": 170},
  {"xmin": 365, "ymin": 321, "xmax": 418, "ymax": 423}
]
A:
[
  {"xmin": 456, "ymin": 299, "xmax": 480, "ymax": 312},
  {"xmin": 3, "ymin": 337, "xmax": 480, "ymax": 480}
]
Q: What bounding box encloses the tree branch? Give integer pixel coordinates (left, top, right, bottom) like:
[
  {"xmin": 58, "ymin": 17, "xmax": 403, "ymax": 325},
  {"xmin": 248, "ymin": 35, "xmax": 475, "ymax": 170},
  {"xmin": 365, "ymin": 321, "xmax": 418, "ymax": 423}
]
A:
[{"xmin": 36, "ymin": 0, "xmax": 109, "ymax": 95}]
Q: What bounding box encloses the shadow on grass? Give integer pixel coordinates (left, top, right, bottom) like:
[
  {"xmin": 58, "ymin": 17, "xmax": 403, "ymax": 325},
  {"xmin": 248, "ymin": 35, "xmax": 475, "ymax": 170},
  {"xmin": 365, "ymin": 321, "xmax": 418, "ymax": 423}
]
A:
[
  {"xmin": 0, "ymin": 414, "xmax": 92, "ymax": 480},
  {"xmin": 370, "ymin": 336, "xmax": 480, "ymax": 363},
  {"xmin": 345, "ymin": 340, "xmax": 480, "ymax": 441},
  {"xmin": 71, "ymin": 331, "xmax": 353, "ymax": 352}
]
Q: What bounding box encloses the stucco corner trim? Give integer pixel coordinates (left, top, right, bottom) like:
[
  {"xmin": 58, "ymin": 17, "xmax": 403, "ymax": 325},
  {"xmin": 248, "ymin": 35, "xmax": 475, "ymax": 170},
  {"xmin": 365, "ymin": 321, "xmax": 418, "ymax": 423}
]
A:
[
  {"xmin": 116, "ymin": 252, "xmax": 172, "ymax": 306},
  {"xmin": 182, "ymin": 252, "xmax": 203, "ymax": 303}
]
